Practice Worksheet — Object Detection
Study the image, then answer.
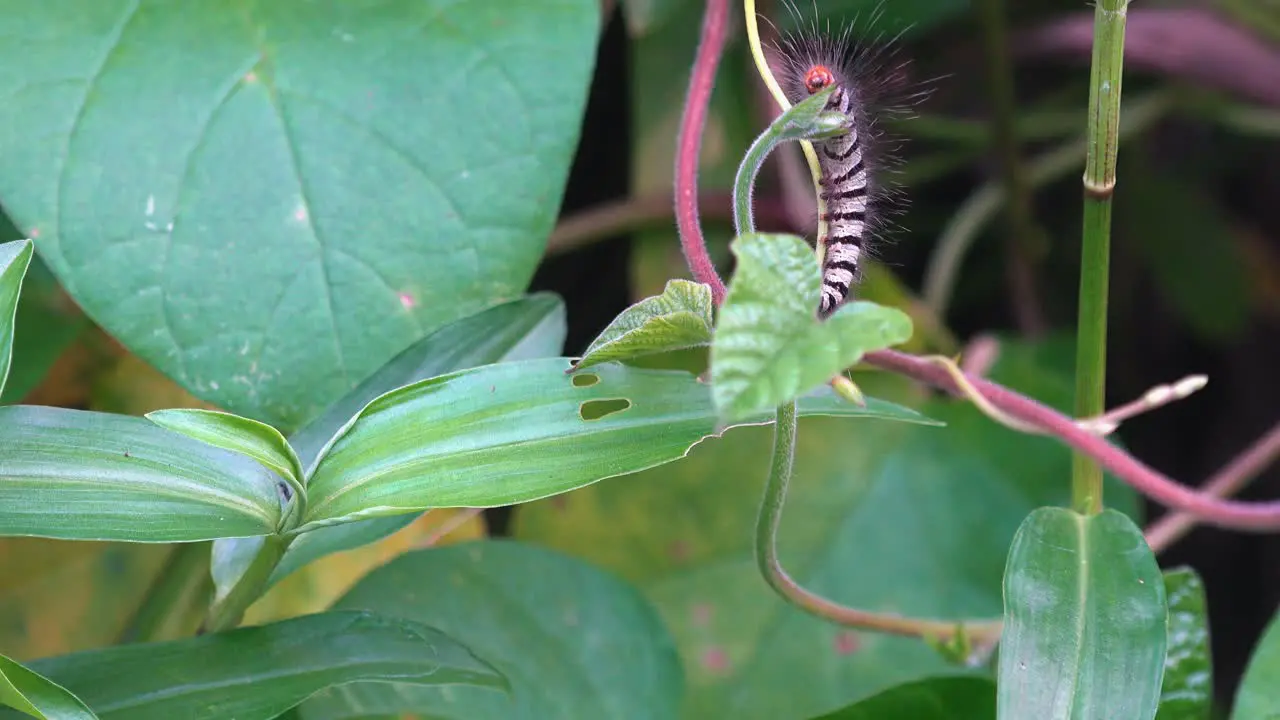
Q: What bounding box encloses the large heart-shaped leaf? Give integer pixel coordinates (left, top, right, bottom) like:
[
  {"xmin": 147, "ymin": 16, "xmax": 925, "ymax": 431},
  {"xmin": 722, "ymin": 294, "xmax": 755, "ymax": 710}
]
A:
[
  {"xmin": 712, "ymin": 233, "xmax": 913, "ymax": 421},
  {"xmin": 5, "ymin": 611, "xmax": 502, "ymax": 720},
  {"xmin": 0, "ymin": 239, "xmax": 33, "ymax": 399},
  {"xmin": 0, "ymin": 652, "xmax": 96, "ymax": 720},
  {"xmin": 0, "ymin": 405, "xmax": 282, "ymax": 541},
  {"xmin": 301, "ymin": 356, "xmax": 936, "ymax": 530},
  {"xmin": 0, "ymin": 1, "xmax": 599, "ymax": 429},
  {"xmin": 298, "ymin": 541, "xmax": 682, "ymax": 719},
  {"xmin": 998, "ymin": 508, "xmax": 1167, "ymax": 720}
]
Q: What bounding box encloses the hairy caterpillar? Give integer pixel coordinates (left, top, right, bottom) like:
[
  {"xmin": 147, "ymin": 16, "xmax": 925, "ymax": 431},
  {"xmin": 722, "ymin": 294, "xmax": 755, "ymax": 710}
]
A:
[{"xmin": 772, "ymin": 8, "xmax": 919, "ymax": 318}]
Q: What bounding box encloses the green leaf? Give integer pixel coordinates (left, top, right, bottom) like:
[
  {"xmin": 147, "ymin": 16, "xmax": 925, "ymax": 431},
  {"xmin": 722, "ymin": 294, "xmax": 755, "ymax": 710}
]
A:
[
  {"xmin": 1, "ymin": 254, "xmax": 88, "ymax": 404},
  {"xmin": 6, "ymin": 611, "xmax": 502, "ymax": 720},
  {"xmin": 572, "ymin": 279, "xmax": 714, "ymax": 371},
  {"xmin": 268, "ymin": 294, "xmax": 566, "ymax": 582},
  {"xmin": 302, "ymin": 356, "xmax": 935, "ymax": 530},
  {"xmin": 1232, "ymin": 599, "xmax": 1280, "ymax": 718},
  {"xmin": 0, "ymin": 1, "xmax": 599, "ymax": 430},
  {"xmin": 147, "ymin": 409, "xmax": 305, "ymax": 528},
  {"xmin": 810, "ymin": 676, "xmax": 996, "ymax": 719},
  {"xmin": 1157, "ymin": 567, "xmax": 1212, "ymax": 720},
  {"xmin": 0, "ymin": 652, "xmax": 96, "ymax": 720},
  {"xmin": 0, "ymin": 405, "xmax": 281, "ymax": 541},
  {"xmin": 515, "ymin": 340, "xmax": 1140, "ymax": 718},
  {"xmin": 297, "ymin": 540, "xmax": 681, "ymax": 720},
  {"xmin": 712, "ymin": 233, "xmax": 914, "ymax": 421},
  {"xmin": 998, "ymin": 508, "xmax": 1167, "ymax": 720},
  {"xmin": 0, "ymin": 239, "xmax": 34, "ymax": 400}
]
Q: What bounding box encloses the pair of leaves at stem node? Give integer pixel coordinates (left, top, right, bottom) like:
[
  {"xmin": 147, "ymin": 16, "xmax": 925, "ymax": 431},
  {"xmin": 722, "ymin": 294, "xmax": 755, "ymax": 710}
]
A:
[{"xmin": 569, "ymin": 236, "xmax": 913, "ymax": 424}]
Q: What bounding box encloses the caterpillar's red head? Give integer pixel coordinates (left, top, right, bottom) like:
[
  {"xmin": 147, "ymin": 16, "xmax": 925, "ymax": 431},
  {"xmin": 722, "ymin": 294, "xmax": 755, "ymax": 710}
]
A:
[{"xmin": 803, "ymin": 64, "xmax": 836, "ymax": 94}]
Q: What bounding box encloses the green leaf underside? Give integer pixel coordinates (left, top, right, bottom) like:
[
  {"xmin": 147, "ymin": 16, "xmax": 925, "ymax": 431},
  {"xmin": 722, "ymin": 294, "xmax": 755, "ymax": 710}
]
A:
[
  {"xmin": 573, "ymin": 279, "xmax": 714, "ymax": 370},
  {"xmin": 1231, "ymin": 596, "xmax": 1280, "ymax": 718},
  {"xmin": 999, "ymin": 508, "xmax": 1166, "ymax": 720},
  {"xmin": 0, "ymin": 405, "xmax": 281, "ymax": 542},
  {"xmin": 298, "ymin": 541, "xmax": 682, "ymax": 720},
  {"xmin": 147, "ymin": 409, "xmax": 305, "ymax": 520},
  {"xmin": 810, "ymin": 676, "xmax": 996, "ymax": 719},
  {"xmin": 1156, "ymin": 567, "xmax": 1212, "ymax": 720},
  {"xmin": 267, "ymin": 294, "xmax": 567, "ymax": 585},
  {"xmin": 712, "ymin": 233, "xmax": 913, "ymax": 421},
  {"xmin": 0, "ymin": 1, "xmax": 599, "ymax": 429},
  {"xmin": 0, "ymin": 652, "xmax": 96, "ymax": 720},
  {"xmin": 301, "ymin": 356, "xmax": 936, "ymax": 530},
  {"xmin": 5, "ymin": 611, "xmax": 502, "ymax": 720},
  {"xmin": 0, "ymin": 239, "xmax": 34, "ymax": 400}
]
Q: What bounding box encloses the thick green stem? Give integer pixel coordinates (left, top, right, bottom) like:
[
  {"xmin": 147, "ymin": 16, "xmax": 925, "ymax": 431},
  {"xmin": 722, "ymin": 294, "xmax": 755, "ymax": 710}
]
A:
[
  {"xmin": 1073, "ymin": 0, "xmax": 1129, "ymax": 516},
  {"xmin": 203, "ymin": 534, "xmax": 290, "ymax": 633}
]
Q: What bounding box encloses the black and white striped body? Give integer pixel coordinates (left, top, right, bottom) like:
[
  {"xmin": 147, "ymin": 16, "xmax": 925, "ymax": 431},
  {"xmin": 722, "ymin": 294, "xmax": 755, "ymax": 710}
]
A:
[{"xmin": 814, "ymin": 85, "xmax": 867, "ymax": 318}]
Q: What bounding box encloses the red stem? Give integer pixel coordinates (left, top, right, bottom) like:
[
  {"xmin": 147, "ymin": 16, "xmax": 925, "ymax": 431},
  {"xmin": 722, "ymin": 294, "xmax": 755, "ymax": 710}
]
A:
[
  {"xmin": 674, "ymin": 0, "xmax": 730, "ymax": 304},
  {"xmin": 671, "ymin": 0, "xmax": 1280, "ymax": 533}
]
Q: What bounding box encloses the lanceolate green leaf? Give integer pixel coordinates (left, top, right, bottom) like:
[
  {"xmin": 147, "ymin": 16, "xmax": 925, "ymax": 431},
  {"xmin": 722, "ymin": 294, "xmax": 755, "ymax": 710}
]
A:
[
  {"xmin": 0, "ymin": 406, "xmax": 282, "ymax": 541},
  {"xmin": 297, "ymin": 541, "xmax": 680, "ymax": 720},
  {"xmin": 0, "ymin": 1, "xmax": 599, "ymax": 429},
  {"xmin": 572, "ymin": 279, "xmax": 714, "ymax": 371},
  {"xmin": 0, "ymin": 652, "xmax": 96, "ymax": 720},
  {"xmin": 1156, "ymin": 567, "xmax": 1212, "ymax": 720},
  {"xmin": 301, "ymin": 357, "xmax": 936, "ymax": 530},
  {"xmin": 712, "ymin": 234, "xmax": 914, "ymax": 421},
  {"xmin": 999, "ymin": 508, "xmax": 1166, "ymax": 720},
  {"xmin": 0, "ymin": 239, "xmax": 34, "ymax": 399},
  {"xmin": 267, "ymin": 294, "xmax": 566, "ymax": 584},
  {"xmin": 147, "ymin": 409, "xmax": 305, "ymax": 529},
  {"xmin": 810, "ymin": 677, "xmax": 997, "ymax": 719},
  {"xmin": 14, "ymin": 611, "xmax": 503, "ymax": 720}
]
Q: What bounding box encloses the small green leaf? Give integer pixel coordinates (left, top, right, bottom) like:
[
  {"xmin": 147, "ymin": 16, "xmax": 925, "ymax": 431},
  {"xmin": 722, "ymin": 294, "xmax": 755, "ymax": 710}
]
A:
[
  {"xmin": 1157, "ymin": 567, "xmax": 1212, "ymax": 720},
  {"xmin": 572, "ymin": 279, "xmax": 714, "ymax": 371},
  {"xmin": 14, "ymin": 611, "xmax": 502, "ymax": 720},
  {"xmin": 0, "ymin": 405, "xmax": 281, "ymax": 542},
  {"xmin": 297, "ymin": 541, "xmax": 681, "ymax": 720},
  {"xmin": 268, "ymin": 294, "xmax": 566, "ymax": 583},
  {"xmin": 1232, "ymin": 599, "xmax": 1280, "ymax": 718},
  {"xmin": 302, "ymin": 357, "xmax": 935, "ymax": 530},
  {"xmin": 809, "ymin": 676, "xmax": 996, "ymax": 719},
  {"xmin": 712, "ymin": 233, "xmax": 913, "ymax": 421},
  {"xmin": 0, "ymin": 652, "xmax": 96, "ymax": 720},
  {"xmin": 998, "ymin": 507, "xmax": 1167, "ymax": 720},
  {"xmin": 147, "ymin": 409, "xmax": 305, "ymax": 530},
  {"xmin": 0, "ymin": 239, "xmax": 34, "ymax": 400}
]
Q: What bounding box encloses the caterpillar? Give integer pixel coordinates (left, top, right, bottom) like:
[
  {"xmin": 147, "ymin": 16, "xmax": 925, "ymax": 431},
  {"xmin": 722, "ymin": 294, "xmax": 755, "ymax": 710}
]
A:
[{"xmin": 772, "ymin": 8, "xmax": 919, "ymax": 318}]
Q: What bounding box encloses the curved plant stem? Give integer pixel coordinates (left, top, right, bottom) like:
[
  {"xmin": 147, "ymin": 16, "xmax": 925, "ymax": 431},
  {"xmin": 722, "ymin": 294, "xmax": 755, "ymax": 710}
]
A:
[
  {"xmin": 202, "ymin": 535, "xmax": 290, "ymax": 633},
  {"xmin": 756, "ymin": 401, "xmax": 1002, "ymax": 644},
  {"xmin": 1146, "ymin": 421, "xmax": 1280, "ymax": 552},
  {"xmin": 1072, "ymin": 0, "xmax": 1130, "ymax": 516},
  {"xmin": 675, "ymin": 0, "xmax": 731, "ymax": 303}
]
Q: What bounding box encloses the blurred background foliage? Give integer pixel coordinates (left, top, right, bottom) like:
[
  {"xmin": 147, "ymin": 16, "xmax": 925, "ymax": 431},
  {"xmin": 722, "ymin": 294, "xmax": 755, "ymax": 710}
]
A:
[{"xmin": 0, "ymin": 0, "xmax": 1277, "ymax": 715}]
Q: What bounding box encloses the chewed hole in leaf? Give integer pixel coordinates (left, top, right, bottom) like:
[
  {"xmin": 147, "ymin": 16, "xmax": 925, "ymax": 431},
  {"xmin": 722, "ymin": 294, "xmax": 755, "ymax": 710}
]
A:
[
  {"xmin": 571, "ymin": 373, "xmax": 600, "ymax": 388},
  {"xmin": 579, "ymin": 398, "xmax": 631, "ymax": 421}
]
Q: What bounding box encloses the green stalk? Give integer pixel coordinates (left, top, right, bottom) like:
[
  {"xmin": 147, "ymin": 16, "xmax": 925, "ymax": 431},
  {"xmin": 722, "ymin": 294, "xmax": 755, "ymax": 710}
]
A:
[
  {"xmin": 1072, "ymin": 0, "xmax": 1129, "ymax": 515},
  {"xmin": 202, "ymin": 535, "xmax": 290, "ymax": 633},
  {"xmin": 756, "ymin": 400, "xmax": 799, "ymax": 590}
]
